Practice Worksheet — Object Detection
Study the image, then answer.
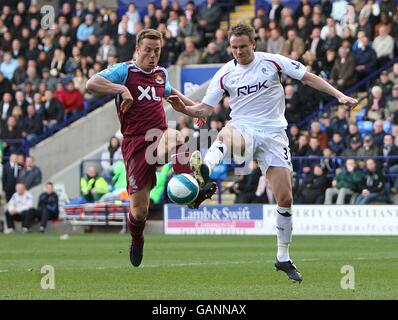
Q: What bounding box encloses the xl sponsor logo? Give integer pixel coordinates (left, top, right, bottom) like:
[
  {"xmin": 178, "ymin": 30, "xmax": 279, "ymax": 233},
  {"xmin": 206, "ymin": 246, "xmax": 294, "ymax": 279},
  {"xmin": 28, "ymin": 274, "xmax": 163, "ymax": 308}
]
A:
[
  {"xmin": 237, "ymin": 80, "xmax": 269, "ymax": 96},
  {"xmin": 138, "ymin": 85, "xmax": 161, "ymax": 101}
]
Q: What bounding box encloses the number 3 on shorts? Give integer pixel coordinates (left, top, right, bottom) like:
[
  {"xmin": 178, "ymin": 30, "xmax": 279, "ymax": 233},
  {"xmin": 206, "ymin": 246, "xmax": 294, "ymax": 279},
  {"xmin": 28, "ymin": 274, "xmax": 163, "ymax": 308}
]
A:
[{"xmin": 283, "ymin": 147, "xmax": 289, "ymax": 160}]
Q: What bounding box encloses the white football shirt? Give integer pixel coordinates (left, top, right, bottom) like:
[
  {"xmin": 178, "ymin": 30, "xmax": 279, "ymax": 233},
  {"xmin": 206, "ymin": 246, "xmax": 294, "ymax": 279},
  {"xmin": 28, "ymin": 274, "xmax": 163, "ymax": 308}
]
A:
[{"xmin": 202, "ymin": 52, "xmax": 306, "ymax": 129}]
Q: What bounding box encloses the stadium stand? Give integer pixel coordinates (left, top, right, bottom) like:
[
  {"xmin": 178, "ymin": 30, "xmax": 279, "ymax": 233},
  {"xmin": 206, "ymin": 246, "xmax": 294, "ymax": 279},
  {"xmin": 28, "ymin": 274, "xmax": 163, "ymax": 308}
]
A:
[{"xmin": 1, "ymin": 0, "xmax": 398, "ymax": 232}]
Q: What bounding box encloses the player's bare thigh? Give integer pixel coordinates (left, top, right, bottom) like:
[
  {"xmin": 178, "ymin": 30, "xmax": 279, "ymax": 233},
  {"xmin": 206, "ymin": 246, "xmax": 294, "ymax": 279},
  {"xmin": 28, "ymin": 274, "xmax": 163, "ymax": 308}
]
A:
[
  {"xmin": 218, "ymin": 125, "xmax": 246, "ymax": 158},
  {"xmin": 129, "ymin": 182, "xmax": 152, "ymax": 220},
  {"xmin": 156, "ymin": 128, "xmax": 185, "ymax": 163},
  {"xmin": 266, "ymin": 166, "xmax": 293, "ymax": 207}
]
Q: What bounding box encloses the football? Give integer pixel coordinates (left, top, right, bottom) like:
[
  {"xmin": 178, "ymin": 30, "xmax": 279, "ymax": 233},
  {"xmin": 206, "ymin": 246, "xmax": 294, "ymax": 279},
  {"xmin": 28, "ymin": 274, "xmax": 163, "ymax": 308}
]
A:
[{"xmin": 167, "ymin": 174, "xmax": 200, "ymax": 205}]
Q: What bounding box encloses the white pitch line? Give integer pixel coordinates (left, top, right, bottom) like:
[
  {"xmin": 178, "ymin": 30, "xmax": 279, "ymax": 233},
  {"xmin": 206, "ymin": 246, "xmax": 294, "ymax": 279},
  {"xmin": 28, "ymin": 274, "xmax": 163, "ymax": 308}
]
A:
[
  {"xmin": 93, "ymin": 258, "xmax": 322, "ymax": 270},
  {"xmin": 0, "ymin": 270, "xmax": 9, "ymax": 273}
]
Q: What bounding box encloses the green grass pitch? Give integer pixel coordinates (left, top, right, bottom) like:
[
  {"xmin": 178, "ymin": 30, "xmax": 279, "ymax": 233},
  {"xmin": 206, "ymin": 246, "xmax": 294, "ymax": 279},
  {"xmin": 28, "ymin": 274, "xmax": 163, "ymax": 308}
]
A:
[{"xmin": 0, "ymin": 233, "xmax": 397, "ymax": 299}]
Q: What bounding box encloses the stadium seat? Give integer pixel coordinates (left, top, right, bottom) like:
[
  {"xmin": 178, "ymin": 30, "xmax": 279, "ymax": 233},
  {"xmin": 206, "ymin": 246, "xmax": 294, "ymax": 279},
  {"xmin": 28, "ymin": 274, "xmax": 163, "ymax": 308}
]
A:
[
  {"xmin": 383, "ymin": 120, "xmax": 392, "ymax": 134},
  {"xmin": 355, "ymin": 108, "xmax": 367, "ymax": 122},
  {"xmin": 357, "ymin": 121, "xmax": 374, "ymax": 135}
]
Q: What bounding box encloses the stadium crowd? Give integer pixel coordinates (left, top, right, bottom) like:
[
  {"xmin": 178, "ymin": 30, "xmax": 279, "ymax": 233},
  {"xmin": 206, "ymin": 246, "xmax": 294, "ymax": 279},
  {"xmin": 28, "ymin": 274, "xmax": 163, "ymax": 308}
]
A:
[{"xmin": 1, "ymin": 0, "xmax": 398, "ymax": 221}]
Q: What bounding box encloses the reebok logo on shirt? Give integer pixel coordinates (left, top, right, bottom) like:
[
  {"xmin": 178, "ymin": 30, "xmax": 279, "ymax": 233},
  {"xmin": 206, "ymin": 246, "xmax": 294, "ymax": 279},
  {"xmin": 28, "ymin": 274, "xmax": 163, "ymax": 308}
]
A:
[{"xmin": 237, "ymin": 80, "xmax": 269, "ymax": 97}]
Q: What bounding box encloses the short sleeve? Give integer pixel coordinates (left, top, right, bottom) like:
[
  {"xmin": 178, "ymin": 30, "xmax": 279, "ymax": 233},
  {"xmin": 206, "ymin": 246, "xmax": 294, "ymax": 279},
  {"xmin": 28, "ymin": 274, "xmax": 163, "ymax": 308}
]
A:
[
  {"xmin": 202, "ymin": 65, "xmax": 232, "ymax": 108},
  {"xmin": 95, "ymin": 63, "xmax": 129, "ymax": 85},
  {"xmin": 273, "ymin": 54, "xmax": 306, "ymax": 80},
  {"xmin": 159, "ymin": 67, "xmax": 172, "ymax": 97}
]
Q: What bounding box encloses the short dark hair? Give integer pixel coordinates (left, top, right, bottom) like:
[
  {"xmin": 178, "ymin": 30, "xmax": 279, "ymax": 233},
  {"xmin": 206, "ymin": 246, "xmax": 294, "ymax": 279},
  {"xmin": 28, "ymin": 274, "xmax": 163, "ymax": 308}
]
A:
[
  {"xmin": 228, "ymin": 23, "xmax": 256, "ymax": 42},
  {"xmin": 136, "ymin": 29, "xmax": 163, "ymax": 46}
]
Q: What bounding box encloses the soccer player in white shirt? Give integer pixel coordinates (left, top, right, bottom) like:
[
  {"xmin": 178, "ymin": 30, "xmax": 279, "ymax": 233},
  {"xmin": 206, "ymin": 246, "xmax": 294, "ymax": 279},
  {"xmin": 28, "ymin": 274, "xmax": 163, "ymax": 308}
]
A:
[{"xmin": 169, "ymin": 24, "xmax": 358, "ymax": 282}]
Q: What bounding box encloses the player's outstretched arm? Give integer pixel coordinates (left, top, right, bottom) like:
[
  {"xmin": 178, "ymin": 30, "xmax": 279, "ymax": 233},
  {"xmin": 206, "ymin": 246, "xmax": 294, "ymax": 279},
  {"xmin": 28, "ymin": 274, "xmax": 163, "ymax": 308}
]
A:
[
  {"xmin": 86, "ymin": 76, "xmax": 133, "ymax": 113},
  {"xmin": 170, "ymin": 88, "xmax": 196, "ymax": 106},
  {"xmin": 301, "ymin": 71, "xmax": 358, "ymax": 106},
  {"xmin": 166, "ymin": 96, "xmax": 213, "ymax": 119}
]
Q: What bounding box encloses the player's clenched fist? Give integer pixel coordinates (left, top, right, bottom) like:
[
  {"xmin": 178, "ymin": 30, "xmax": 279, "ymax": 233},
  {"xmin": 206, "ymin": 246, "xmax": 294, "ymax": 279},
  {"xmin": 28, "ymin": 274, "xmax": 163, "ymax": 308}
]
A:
[
  {"xmin": 120, "ymin": 88, "xmax": 134, "ymax": 113},
  {"xmin": 167, "ymin": 95, "xmax": 186, "ymax": 113}
]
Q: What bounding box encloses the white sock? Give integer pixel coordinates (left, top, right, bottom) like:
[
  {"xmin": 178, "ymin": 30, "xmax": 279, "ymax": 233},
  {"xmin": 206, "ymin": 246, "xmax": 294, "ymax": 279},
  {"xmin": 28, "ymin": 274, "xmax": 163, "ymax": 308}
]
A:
[
  {"xmin": 204, "ymin": 140, "xmax": 227, "ymax": 173},
  {"xmin": 276, "ymin": 206, "xmax": 292, "ymax": 262}
]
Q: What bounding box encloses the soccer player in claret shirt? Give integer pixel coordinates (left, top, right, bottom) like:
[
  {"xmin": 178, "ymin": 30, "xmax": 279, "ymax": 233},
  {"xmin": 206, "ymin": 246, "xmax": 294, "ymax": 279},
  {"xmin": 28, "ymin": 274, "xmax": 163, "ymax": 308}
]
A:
[
  {"xmin": 86, "ymin": 29, "xmax": 217, "ymax": 268},
  {"xmin": 169, "ymin": 24, "xmax": 358, "ymax": 282}
]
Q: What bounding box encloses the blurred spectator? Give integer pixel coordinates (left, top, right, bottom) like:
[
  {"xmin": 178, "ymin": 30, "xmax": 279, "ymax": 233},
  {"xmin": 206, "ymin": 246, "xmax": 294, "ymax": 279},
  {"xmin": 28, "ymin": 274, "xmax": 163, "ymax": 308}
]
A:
[
  {"xmin": 380, "ymin": 134, "xmax": 398, "ymax": 174},
  {"xmin": 366, "ymin": 86, "xmax": 386, "ymax": 121},
  {"xmin": 375, "ymin": 71, "xmax": 394, "ymax": 98},
  {"xmin": 267, "ymin": 28, "xmax": 285, "ymax": 54},
  {"xmin": 126, "ymin": 3, "xmax": 141, "ymax": 34},
  {"xmin": 177, "ymin": 14, "xmax": 200, "ymax": 48},
  {"xmin": 306, "ymin": 27, "xmax": 324, "ymax": 61},
  {"xmin": 304, "ymin": 137, "xmax": 323, "ymax": 167},
  {"xmin": 201, "ymin": 42, "xmax": 223, "ymax": 64},
  {"xmin": 319, "ymin": 49, "xmax": 336, "ymax": 80},
  {"xmin": 4, "ymin": 182, "xmax": 34, "ymax": 233},
  {"xmin": 357, "ymin": 134, "xmax": 379, "ymax": 168},
  {"xmin": 176, "ymin": 37, "xmax": 201, "ymax": 66},
  {"xmin": 22, "ymin": 104, "xmax": 43, "ymax": 143},
  {"xmin": 331, "ymin": 0, "xmax": 348, "ymax": 21},
  {"xmin": 385, "ymin": 85, "xmax": 398, "ymax": 122},
  {"xmin": 324, "ymin": 158, "xmax": 363, "ymax": 204},
  {"xmin": 73, "ymin": 69, "xmax": 88, "ymax": 95},
  {"xmin": 96, "ymin": 35, "xmax": 117, "ymax": 65},
  {"xmin": 0, "ymin": 51, "xmax": 18, "ymax": 80},
  {"xmin": 167, "ymin": 11, "xmax": 179, "ymax": 38},
  {"xmin": 282, "ymin": 29, "xmax": 305, "ymax": 58},
  {"xmin": 354, "ymin": 35, "xmax": 378, "ymax": 80},
  {"xmin": 0, "ymin": 92, "xmax": 14, "ymax": 122},
  {"xmin": 0, "ymin": 72, "xmax": 12, "ymax": 97},
  {"xmin": 77, "ymin": 14, "xmax": 95, "ymax": 42},
  {"xmin": 284, "ymin": 84, "xmax": 300, "ymax": 123},
  {"xmin": 116, "ymin": 34, "xmax": 134, "ymax": 63},
  {"xmin": 80, "ymin": 165, "xmax": 109, "ymax": 203},
  {"xmin": 198, "ymin": 0, "xmax": 222, "ymax": 44},
  {"xmin": 2, "ymin": 152, "xmax": 22, "ymax": 201},
  {"xmin": 1, "ymin": 116, "xmax": 23, "ymax": 154},
  {"xmin": 36, "ymin": 182, "xmax": 59, "ymax": 232},
  {"xmin": 19, "ymin": 156, "xmax": 42, "ymax": 190},
  {"xmin": 82, "ymin": 34, "xmax": 100, "ymax": 65},
  {"xmin": 355, "ymin": 158, "xmax": 386, "ymax": 204},
  {"xmin": 330, "ymin": 106, "xmax": 349, "ymax": 136},
  {"xmin": 330, "ymin": 47, "xmax": 356, "ymax": 90},
  {"xmin": 214, "ymin": 28, "xmax": 229, "ymax": 53},
  {"xmin": 101, "ymin": 136, "xmax": 123, "ymax": 184},
  {"xmin": 371, "ymin": 119, "xmax": 387, "ymax": 147},
  {"xmin": 328, "ymin": 132, "xmax": 346, "ymax": 155},
  {"xmin": 56, "ymin": 80, "xmax": 84, "ymax": 116},
  {"xmin": 255, "ymin": 27, "xmax": 268, "ymax": 52},
  {"xmin": 372, "ymin": 25, "xmax": 394, "ymax": 66},
  {"xmin": 41, "ymin": 89, "xmax": 64, "ymax": 130},
  {"xmin": 345, "ymin": 123, "xmax": 362, "ymax": 146},
  {"xmin": 253, "ymin": 6, "xmax": 269, "ymax": 27},
  {"xmin": 342, "ymin": 135, "xmax": 362, "ymax": 157},
  {"xmin": 268, "ymin": 0, "xmax": 284, "ymax": 23},
  {"xmin": 12, "ymin": 56, "xmax": 27, "ymax": 89},
  {"xmin": 322, "ymin": 26, "xmax": 341, "ymax": 53},
  {"xmin": 300, "ymin": 164, "xmax": 329, "ymax": 204},
  {"xmin": 309, "ymin": 121, "xmax": 328, "ymax": 149},
  {"xmin": 288, "ymin": 124, "xmax": 300, "ymax": 152},
  {"xmin": 231, "ymin": 160, "xmax": 263, "ymax": 203},
  {"xmin": 388, "ymin": 63, "xmax": 398, "ymax": 84}
]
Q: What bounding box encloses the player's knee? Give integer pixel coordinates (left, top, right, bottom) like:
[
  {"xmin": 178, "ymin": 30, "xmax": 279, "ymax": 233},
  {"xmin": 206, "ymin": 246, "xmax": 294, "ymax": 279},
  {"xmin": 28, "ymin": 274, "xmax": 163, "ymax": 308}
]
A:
[
  {"xmin": 277, "ymin": 193, "xmax": 293, "ymax": 208},
  {"xmin": 131, "ymin": 205, "xmax": 148, "ymax": 221}
]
